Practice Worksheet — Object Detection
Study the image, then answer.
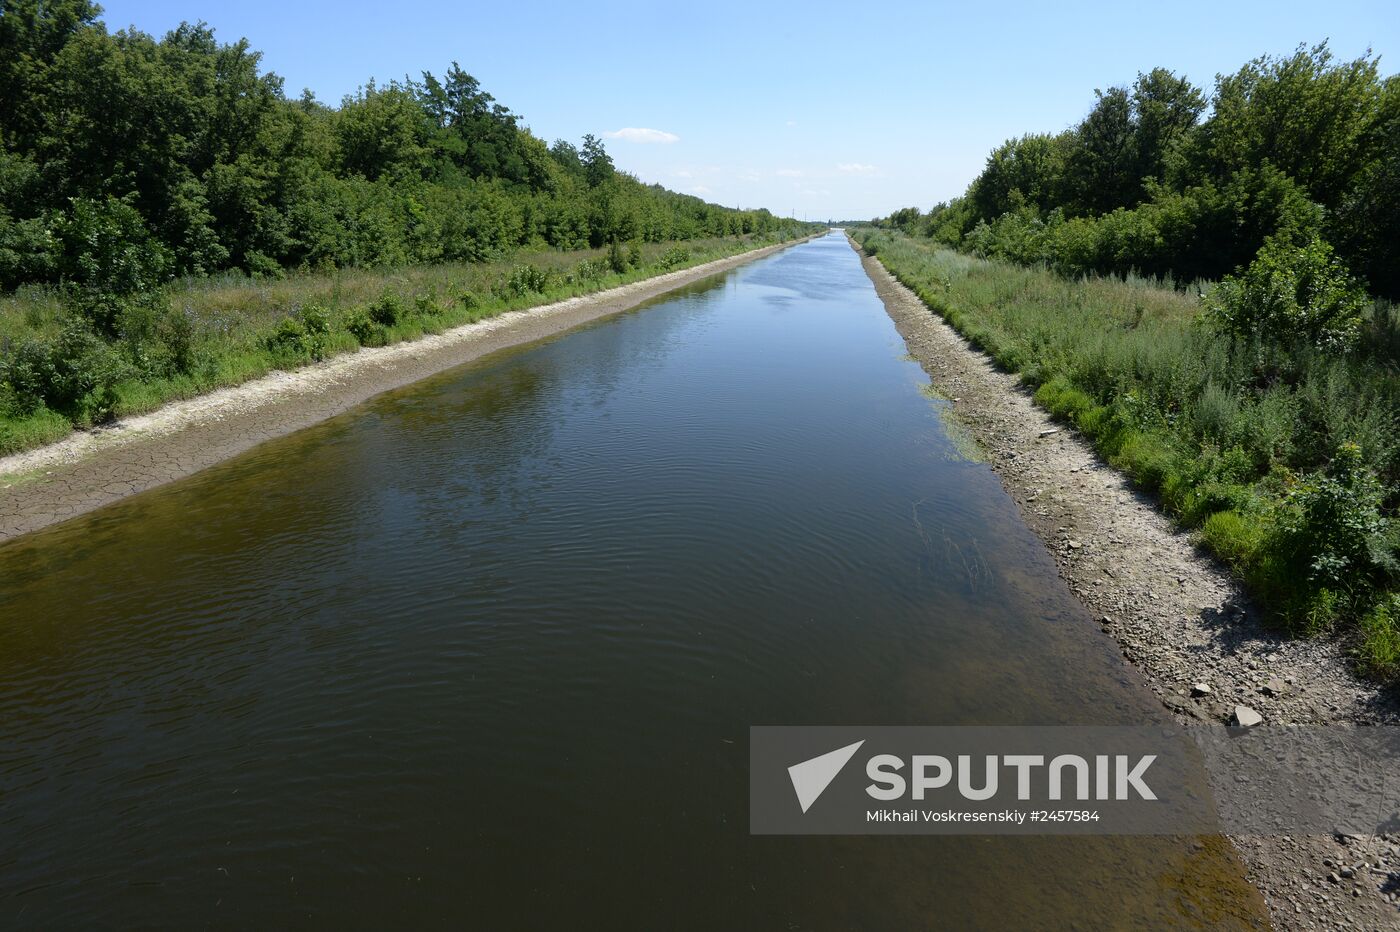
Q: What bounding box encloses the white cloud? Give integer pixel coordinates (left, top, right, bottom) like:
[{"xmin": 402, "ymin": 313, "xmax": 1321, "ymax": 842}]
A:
[
  {"xmin": 776, "ymin": 168, "xmax": 804, "ymax": 178},
  {"xmin": 785, "ymin": 119, "xmax": 797, "ymax": 127},
  {"xmin": 691, "ymin": 185, "xmax": 712, "ymax": 195},
  {"xmin": 836, "ymin": 162, "xmax": 877, "ymax": 175},
  {"xmin": 604, "ymin": 127, "xmax": 680, "ymax": 144},
  {"xmin": 671, "ymin": 169, "xmax": 693, "ymax": 179}
]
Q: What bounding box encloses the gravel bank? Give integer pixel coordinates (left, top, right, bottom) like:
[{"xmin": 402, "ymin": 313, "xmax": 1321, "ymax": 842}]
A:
[
  {"xmin": 855, "ymin": 238, "xmax": 1400, "ymax": 931},
  {"xmin": 0, "ymin": 238, "xmax": 812, "ymax": 543}
]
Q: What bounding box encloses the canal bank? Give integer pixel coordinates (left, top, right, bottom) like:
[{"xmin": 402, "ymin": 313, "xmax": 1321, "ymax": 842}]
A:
[
  {"xmin": 0, "ymin": 235, "xmax": 818, "ymax": 543},
  {"xmin": 854, "ymin": 236, "xmax": 1400, "ymax": 930},
  {"xmin": 2, "ymin": 233, "xmax": 1269, "ymax": 928}
]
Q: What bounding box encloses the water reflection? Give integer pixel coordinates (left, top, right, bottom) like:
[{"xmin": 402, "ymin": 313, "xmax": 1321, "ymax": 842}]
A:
[{"xmin": 0, "ymin": 234, "xmax": 1265, "ymax": 927}]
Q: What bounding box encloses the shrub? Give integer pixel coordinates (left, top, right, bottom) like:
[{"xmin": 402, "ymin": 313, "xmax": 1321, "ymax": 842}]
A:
[
  {"xmin": 300, "ymin": 303, "xmax": 330, "ymax": 360},
  {"xmin": 415, "ymin": 293, "xmax": 444, "ymax": 317},
  {"xmin": 300, "ymin": 302, "xmax": 330, "ymax": 336},
  {"xmin": 51, "ymin": 196, "xmax": 171, "ymax": 299},
  {"xmin": 573, "ymin": 258, "xmax": 607, "ymax": 282},
  {"xmin": 500, "ymin": 264, "xmax": 550, "ymax": 298},
  {"xmin": 1269, "ymin": 443, "xmax": 1395, "ymax": 609},
  {"xmin": 1205, "ymin": 236, "xmax": 1369, "ymax": 353},
  {"xmin": 0, "ymin": 318, "xmax": 127, "ymax": 422},
  {"xmin": 265, "ymin": 317, "xmax": 309, "ymax": 358},
  {"xmin": 457, "ymin": 291, "xmax": 481, "ymax": 312},
  {"xmin": 343, "ymin": 310, "xmax": 382, "ymax": 347},
  {"xmin": 0, "ymin": 338, "xmax": 58, "ymax": 415},
  {"xmin": 657, "ymin": 245, "xmax": 691, "ymax": 269},
  {"xmin": 606, "ymin": 241, "xmax": 627, "ymax": 274},
  {"xmin": 157, "ymin": 306, "xmax": 197, "ymax": 376},
  {"xmin": 368, "ymin": 293, "xmax": 405, "ymax": 327}
]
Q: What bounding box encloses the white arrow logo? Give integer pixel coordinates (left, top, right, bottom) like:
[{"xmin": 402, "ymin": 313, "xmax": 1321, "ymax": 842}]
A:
[{"xmin": 787, "ymin": 740, "xmax": 866, "ymax": 813}]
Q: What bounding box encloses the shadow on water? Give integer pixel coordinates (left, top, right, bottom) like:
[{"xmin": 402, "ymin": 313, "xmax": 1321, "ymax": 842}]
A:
[{"xmin": 0, "ymin": 234, "xmax": 1267, "ymax": 927}]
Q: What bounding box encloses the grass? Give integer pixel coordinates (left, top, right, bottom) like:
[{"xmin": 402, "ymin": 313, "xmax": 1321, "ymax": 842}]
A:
[
  {"xmin": 0, "ymin": 234, "xmax": 798, "ymax": 456},
  {"xmin": 856, "ymin": 228, "xmax": 1400, "ymax": 682}
]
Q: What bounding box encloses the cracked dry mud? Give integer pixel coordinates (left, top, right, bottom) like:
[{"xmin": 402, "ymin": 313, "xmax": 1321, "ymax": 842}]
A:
[{"xmin": 856, "ymin": 239, "xmax": 1400, "ymax": 931}]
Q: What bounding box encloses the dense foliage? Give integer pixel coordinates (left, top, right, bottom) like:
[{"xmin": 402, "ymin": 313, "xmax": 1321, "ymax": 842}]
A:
[
  {"xmin": 862, "ymin": 42, "xmax": 1400, "ymax": 676},
  {"xmin": 876, "ymin": 44, "xmax": 1398, "ymax": 299},
  {"xmin": 857, "ymin": 230, "xmax": 1399, "ymax": 679},
  {"xmin": 0, "ymin": 0, "xmax": 790, "ymax": 286},
  {"xmin": 0, "ymin": 0, "xmax": 812, "ymax": 450}
]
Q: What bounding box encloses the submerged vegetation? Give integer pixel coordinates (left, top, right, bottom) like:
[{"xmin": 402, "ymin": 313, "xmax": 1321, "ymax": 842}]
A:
[{"xmin": 0, "ymin": 1, "xmax": 813, "ymax": 452}]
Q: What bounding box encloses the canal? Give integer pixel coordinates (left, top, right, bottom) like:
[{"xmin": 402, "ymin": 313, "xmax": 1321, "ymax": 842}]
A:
[{"xmin": 0, "ymin": 233, "xmax": 1264, "ymax": 927}]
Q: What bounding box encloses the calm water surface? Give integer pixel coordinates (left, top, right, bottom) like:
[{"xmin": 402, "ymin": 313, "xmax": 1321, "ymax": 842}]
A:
[{"xmin": 0, "ymin": 234, "xmax": 1265, "ymax": 927}]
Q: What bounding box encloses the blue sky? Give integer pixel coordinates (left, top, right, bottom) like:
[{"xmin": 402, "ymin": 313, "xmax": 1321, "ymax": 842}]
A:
[{"xmin": 99, "ymin": 0, "xmax": 1398, "ymax": 220}]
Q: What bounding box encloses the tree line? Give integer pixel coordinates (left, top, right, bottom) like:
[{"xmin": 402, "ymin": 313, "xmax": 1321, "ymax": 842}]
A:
[
  {"xmin": 862, "ymin": 41, "xmax": 1400, "ymax": 674},
  {"xmin": 875, "ymin": 43, "xmax": 1398, "ymax": 299},
  {"xmin": 0, "ymin": 0, "xmax": 792, "ymax": 293}
]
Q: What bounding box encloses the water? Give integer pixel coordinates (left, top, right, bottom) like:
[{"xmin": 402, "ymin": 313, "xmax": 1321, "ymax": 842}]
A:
[{"xmin": 0, "ymin": 234, "xmax": 1265, "ymax": 927}]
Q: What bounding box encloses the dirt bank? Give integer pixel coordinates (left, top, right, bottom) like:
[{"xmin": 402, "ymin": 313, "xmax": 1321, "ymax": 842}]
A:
[
  {"xmin": 0, "ymin": 238, "xmax": 812, "ymax": 543},
  {"xmin": 854, "ymin": 238, "xmax": 1400, "ymax": 931}
]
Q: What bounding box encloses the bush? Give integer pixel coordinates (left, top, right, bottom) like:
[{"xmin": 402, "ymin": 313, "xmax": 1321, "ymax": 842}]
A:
[
  {"xmin": 0, "ymin": 339, "xmax": 58, "ymax": 415},
  {"xmin": 0, "ymin": 318, "xmax": 128, "ymax": 422},
  {"xmin": 606, "ymin": 241, "xmax": 627, "ymax": 274},
  {"xmin": 573, "ymin": 258, "xmax": 607, "ymax": 282},
  {"xmin": 368, "ymin": 293, "xmax": 405, "ymax": 327},
  {"xmin": 1205, "ymin": 236, "xmax": 1369, "ymax": 353},
  {"xmin": 157, "ymin": 306, "xmax": 197, "ymax": 376},
  {"xmin": 300, "ymin": 303, "xmax": 330, "ymax": 359},
  {"xmin": 500, "ymin": 264, "xmax": 550, "ymax": 298},
  {"xmin": 343, "ymin": 309, "xmax": 382, "ymax": 347},
  {"xmin": 265, "ymin": 317, "xmax": 309, "ymax": 359},
  {"xmin": 414, "ymin": 293, "xmax": 444, "ymax": 317},
  {"xmin": 51, "ymin": 196, "xmax": 171, "ymax": 299},
  {"xmin": 1267, "ymin": 443, "xmax": 1395, "ymax": 617},
  {"xmin": 657, "ymin": 245, "xmax": 691, "ymax": 269},
  {"xmin": 263, "ymin": 303, "xmax": 332, "ymax": 361}
]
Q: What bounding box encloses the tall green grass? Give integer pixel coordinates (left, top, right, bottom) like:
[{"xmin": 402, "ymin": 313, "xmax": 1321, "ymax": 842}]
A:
[
  {"xmin": 0, "ymin": 234, "xmax": 795, "ymax": 456},
  {"xmin": 857, "ymin": 228, "xmax": 1400, "ymax": 681}
]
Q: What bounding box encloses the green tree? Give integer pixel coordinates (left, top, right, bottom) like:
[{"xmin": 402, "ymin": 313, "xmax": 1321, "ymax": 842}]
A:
[
  {"xmin": 1066, "ymin": 87, "xmax": 1138, "ymax": 213},
  {"xmin": 581, "ymin": 134, "xmax": 614, "ymax": 187},
  {"xmin": 971, "ymin": 133, "xmax": 1070, "ymax": 219},
  {"xmin": 1200, "ymin": 43, "xmax": 1387, "ymax": 209}
]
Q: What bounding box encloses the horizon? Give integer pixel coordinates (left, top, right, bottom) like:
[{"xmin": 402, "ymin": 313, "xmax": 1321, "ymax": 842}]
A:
[{"xmin": 80, "ymin": 0, "xmax": 1400, "ymax": 219}]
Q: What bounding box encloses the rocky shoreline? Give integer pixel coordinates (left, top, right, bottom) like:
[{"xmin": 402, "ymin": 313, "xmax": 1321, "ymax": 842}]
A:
[{"xmin": 854, "ymin": 238, "xmax": 1400, "ymax": 930}]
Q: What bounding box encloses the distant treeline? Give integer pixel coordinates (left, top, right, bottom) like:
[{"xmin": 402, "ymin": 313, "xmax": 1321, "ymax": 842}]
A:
[
  {"xmin": 874, "ymin": 43, "xmax": 1398, "ymax": 299},
  {"xmin": 0, "ymin": 0, "xmax": 796, "ymax": 292}
]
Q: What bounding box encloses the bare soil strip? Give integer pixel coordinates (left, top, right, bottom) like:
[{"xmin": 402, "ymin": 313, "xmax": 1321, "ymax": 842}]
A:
[
  {"xmin": 855, "ymin": 239, "xmax": 1400, "ymax": 931},
  {"xmin": 0, "ymin": 239, "xmax": 808, "ymax": 543}
]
